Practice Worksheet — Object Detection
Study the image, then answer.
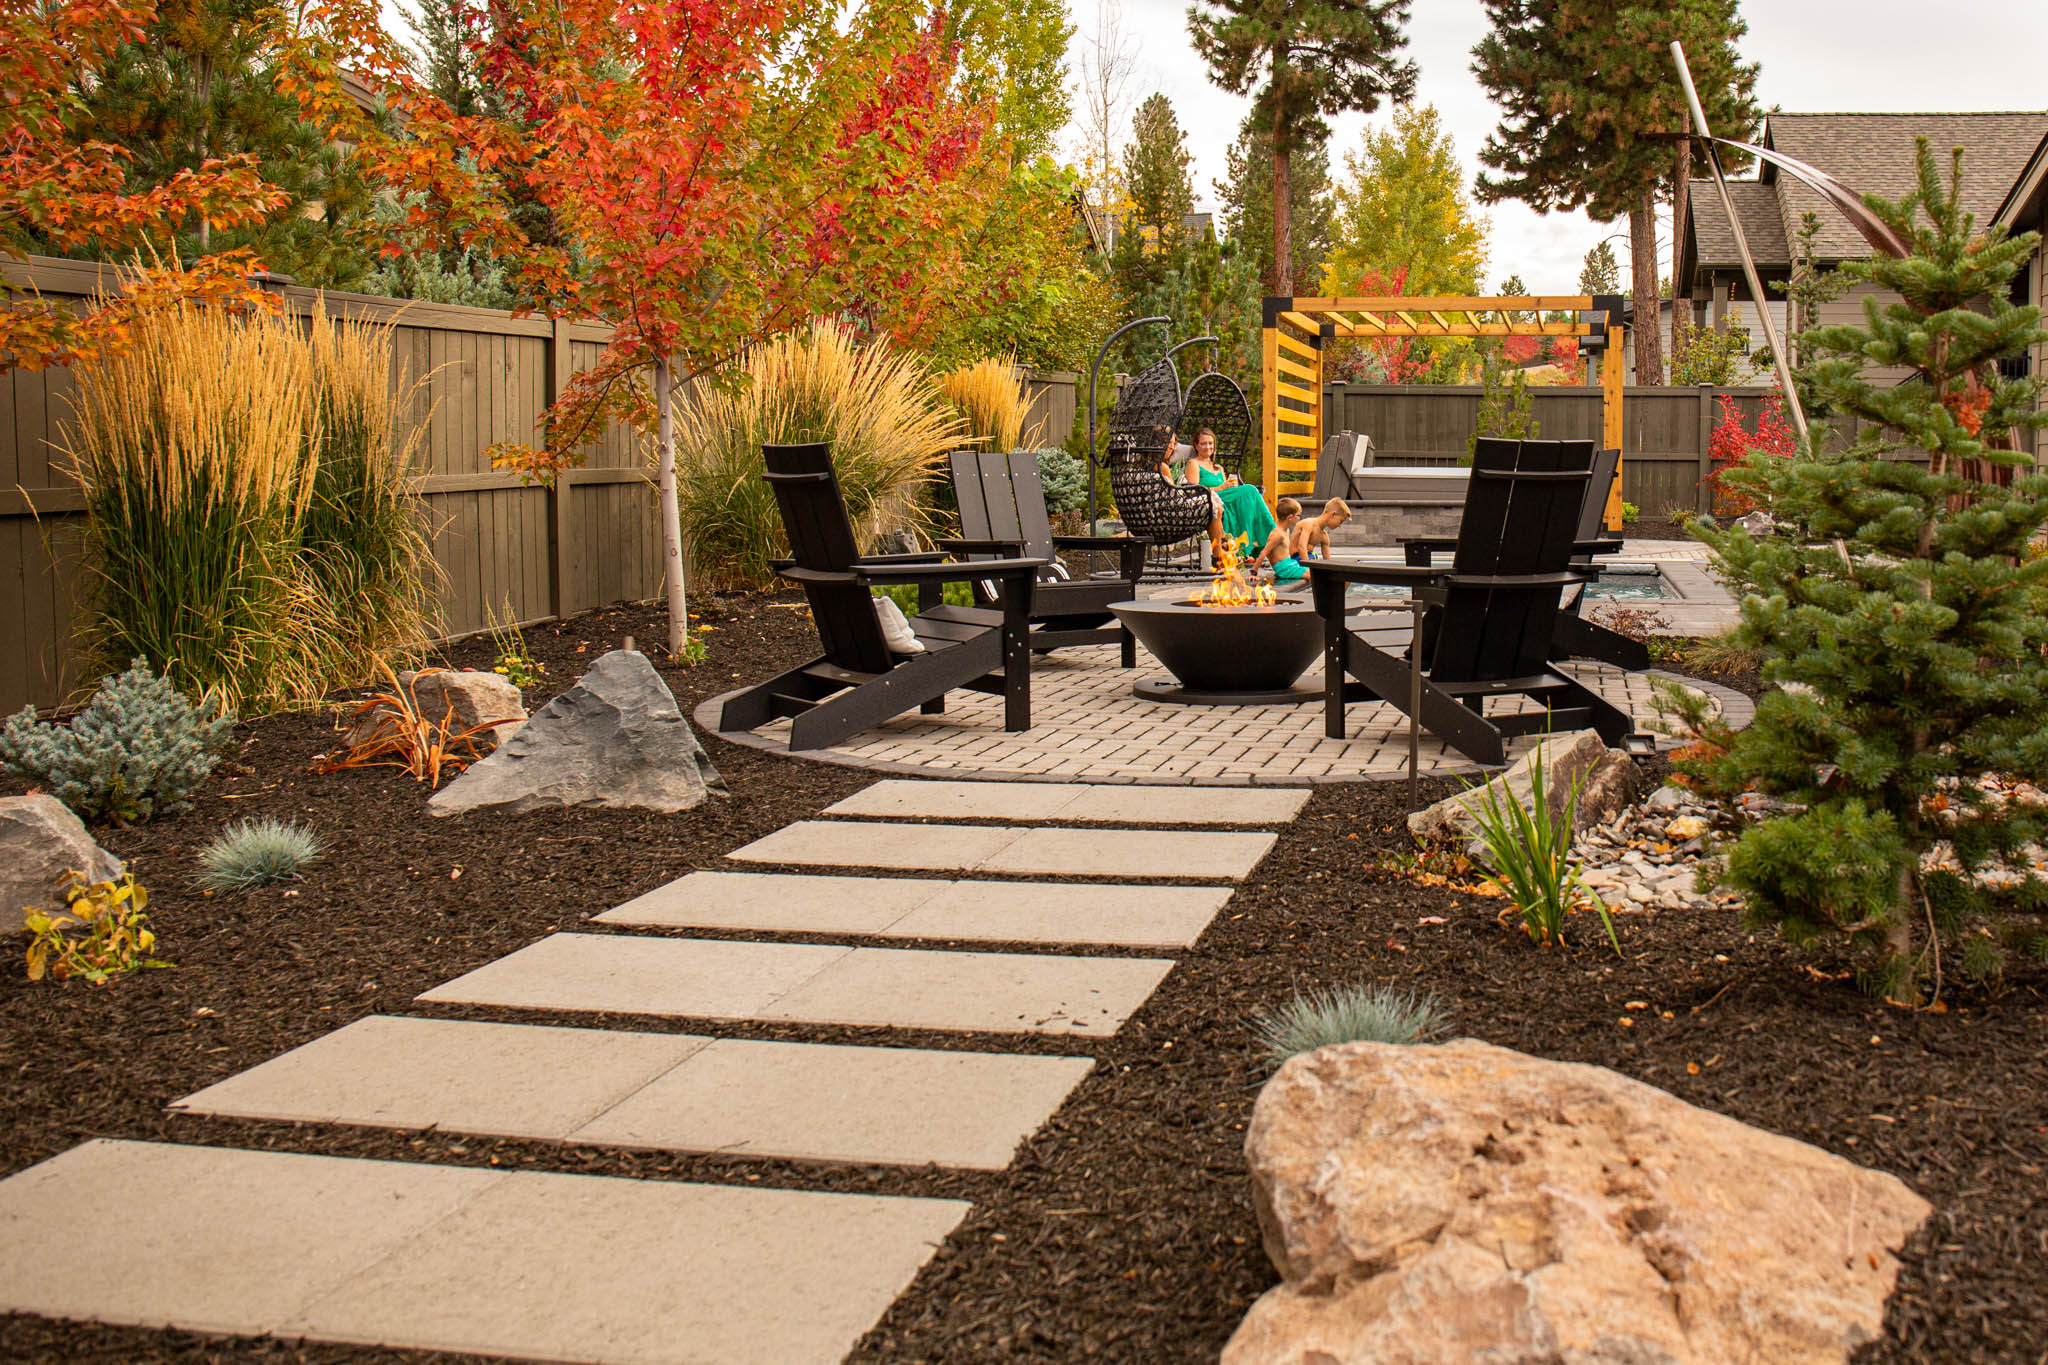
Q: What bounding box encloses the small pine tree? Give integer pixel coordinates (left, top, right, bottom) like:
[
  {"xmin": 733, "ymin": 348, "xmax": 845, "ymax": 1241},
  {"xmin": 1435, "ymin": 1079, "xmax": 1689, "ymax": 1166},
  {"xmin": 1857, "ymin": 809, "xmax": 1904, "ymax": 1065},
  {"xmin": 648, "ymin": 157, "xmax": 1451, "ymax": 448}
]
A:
[
  {"xmin": 1468, "ymin": 343, "xmax": 1537, "ymax": 455},
  {"xmin": 1686, "ymin": 141, "xmax": 2048, "ymax": 1002}
]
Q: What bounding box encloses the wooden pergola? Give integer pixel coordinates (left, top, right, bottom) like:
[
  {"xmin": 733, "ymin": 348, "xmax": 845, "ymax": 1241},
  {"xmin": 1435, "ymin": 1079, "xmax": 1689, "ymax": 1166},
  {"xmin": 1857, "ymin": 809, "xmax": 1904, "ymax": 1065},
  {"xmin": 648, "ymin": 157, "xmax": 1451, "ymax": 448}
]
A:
[{"xmin": 1260, "ymin": 293, "xmax": 1630, "ymax": 529}]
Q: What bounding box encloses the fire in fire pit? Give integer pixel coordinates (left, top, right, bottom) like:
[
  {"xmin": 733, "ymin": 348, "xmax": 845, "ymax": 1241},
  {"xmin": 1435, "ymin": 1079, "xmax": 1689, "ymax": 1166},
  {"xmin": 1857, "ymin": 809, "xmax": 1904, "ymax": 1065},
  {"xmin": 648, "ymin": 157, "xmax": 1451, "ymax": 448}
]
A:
[
  {"xmin": 1108, "ymin": 543, "xmax": 1323, "ymax": 705},
  {"xmin": 1198, "ymin": 539, "xmax": 1277, "ymax": 609}
]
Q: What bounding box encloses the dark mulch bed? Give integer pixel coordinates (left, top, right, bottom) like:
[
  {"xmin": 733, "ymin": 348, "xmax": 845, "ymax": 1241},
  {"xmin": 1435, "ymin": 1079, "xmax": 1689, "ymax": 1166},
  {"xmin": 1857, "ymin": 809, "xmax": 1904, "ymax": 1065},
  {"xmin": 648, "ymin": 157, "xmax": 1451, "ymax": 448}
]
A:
[
  {"xmin": 1624, "ymin": 516, "xmax": 1702, "ymax": 542},
  {"xmin": 2, "ymin": 595, "xmax": 2042, "ymax": 1364}
]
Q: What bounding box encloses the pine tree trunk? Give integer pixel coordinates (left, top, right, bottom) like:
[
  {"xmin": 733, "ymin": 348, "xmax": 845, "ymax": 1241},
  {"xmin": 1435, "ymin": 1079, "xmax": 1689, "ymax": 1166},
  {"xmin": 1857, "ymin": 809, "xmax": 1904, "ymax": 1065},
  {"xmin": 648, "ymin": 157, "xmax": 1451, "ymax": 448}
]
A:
[
  {"xmin": 653, "ymin": 353, "xmax": 689, "ymax": 658},
  {"xmin": 1629, "ymin": 191, "xmax": 1664, "ymax": 384},
  {"xmin": 1271, "ymin": 99, "xmax": 1293, "ymax": 298}
]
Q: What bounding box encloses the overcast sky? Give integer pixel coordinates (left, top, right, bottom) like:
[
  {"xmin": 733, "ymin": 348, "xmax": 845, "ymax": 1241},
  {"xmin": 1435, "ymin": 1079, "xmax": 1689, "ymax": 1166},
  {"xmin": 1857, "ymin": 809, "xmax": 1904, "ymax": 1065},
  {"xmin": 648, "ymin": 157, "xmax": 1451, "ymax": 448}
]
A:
[{"xmin": 1089, "ymin": 0, "xmax": 2048, "ymax": 291}]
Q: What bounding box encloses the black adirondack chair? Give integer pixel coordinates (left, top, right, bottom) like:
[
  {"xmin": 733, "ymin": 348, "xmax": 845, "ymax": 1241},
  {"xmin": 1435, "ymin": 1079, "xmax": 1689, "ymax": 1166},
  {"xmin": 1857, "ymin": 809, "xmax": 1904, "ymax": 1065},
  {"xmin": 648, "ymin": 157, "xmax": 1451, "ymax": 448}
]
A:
[
  {"xmin": 1399, "ymin": 447, "xmax": 1647, "ymax": 670},
  {"xmin": 1308, "ymin": 438, "xmax": 1638, "ymax": 766},
  {"xmin": 720, "ymin": 442, "xmax": 1043, "ymax": 751},
  {"xmin": 943, "ymin": 449, "xmax": 1145, "ymax": 666}
]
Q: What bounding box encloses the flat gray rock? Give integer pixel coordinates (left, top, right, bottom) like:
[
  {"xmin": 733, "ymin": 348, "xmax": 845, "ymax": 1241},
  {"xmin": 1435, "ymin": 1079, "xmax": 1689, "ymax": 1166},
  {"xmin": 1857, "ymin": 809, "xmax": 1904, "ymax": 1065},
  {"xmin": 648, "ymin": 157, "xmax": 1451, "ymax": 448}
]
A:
[
  {"xmin": 0, "ymin": 1139, "xmax": 965, "ymax": 1365},
  {"xmin": 429, "ymin": 649, "xmax": 724, "ymax": 816},
  {"xmin": 0, "ymin": 795, "xmax": 122, "ymax": 923}
]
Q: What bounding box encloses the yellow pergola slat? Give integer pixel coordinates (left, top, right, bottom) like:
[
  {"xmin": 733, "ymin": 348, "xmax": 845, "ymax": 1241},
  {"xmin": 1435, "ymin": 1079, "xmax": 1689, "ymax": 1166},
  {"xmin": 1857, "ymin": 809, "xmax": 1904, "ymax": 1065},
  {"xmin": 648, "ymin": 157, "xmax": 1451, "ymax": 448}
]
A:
[{"xmin": 1258, "ymin": 292, "xmax": 1623, "ymax": 512}]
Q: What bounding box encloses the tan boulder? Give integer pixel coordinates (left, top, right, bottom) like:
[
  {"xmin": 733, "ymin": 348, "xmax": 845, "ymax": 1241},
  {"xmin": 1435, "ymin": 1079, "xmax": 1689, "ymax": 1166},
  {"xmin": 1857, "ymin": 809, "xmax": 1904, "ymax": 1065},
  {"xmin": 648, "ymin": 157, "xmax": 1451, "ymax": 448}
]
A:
[
  {"xmin": 1409, "ymin": 729, "xmax": 1636, "ymax": 857},
  {"xmin": 1226, "ymin": 1039, "xmax": 1930, "ymax": 1365},
  {"xmin": 346, "ymin": 669, "xmax": 526, "ymax": 751}
]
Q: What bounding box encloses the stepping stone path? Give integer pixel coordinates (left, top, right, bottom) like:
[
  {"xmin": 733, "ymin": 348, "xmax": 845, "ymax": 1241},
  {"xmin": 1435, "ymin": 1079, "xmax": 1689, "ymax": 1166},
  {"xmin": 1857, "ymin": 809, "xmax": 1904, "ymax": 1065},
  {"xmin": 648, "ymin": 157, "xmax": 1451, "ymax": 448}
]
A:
[{"xmin": 0, "ymin": 777, "xmax": 1304, "ymax": 1365}]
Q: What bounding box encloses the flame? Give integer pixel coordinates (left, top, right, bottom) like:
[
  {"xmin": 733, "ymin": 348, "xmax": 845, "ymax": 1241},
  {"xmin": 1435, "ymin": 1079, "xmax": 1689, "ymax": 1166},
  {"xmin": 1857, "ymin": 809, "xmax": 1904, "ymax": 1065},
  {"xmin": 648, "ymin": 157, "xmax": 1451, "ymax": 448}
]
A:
[{"xmin": 1199, "ymin": 536, "xmax": 1277, "ymax": 608}]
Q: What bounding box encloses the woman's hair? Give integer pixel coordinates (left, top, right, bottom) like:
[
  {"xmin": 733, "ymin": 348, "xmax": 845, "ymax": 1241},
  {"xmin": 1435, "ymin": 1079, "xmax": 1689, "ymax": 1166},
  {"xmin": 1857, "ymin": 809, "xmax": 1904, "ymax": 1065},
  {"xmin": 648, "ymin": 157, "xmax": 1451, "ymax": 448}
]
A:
[
  {"xmin": 1197, "ymin": 427, "xmax": 1216, "ymax": 441},
  {"xmin": 1276, "ymin": 497, "xmax": 1301, "ymax": 520}
]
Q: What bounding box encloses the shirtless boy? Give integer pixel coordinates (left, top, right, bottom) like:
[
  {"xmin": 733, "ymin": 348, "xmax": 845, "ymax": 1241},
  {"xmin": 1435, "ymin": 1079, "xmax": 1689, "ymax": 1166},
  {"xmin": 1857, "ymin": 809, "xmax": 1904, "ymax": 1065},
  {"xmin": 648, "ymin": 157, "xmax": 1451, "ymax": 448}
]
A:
[
  {"xmin": 1253, "ymin": 498, "xmax": 1304, "ymax": 581},
  {"xmin": 1291, "ymin": 498, "xmax": 1352, "ymax": 564}
]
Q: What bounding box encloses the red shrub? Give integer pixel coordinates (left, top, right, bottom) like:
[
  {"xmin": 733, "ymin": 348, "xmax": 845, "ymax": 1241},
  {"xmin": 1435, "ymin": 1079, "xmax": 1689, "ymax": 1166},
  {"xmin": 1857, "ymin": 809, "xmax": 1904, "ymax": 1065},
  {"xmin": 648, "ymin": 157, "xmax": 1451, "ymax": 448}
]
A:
[{"xmin": 1706, "ymin": 391, "xmax": 1796, "ymax": 516}]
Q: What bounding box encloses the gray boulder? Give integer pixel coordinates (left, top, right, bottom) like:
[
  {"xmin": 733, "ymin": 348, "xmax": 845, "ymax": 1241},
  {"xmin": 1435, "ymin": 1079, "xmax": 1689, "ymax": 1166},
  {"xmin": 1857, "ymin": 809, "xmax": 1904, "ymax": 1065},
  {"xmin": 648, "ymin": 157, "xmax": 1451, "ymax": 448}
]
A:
[
  {"xmin": 1410, "ymin": 729, "xmax": 1636, "ymax": 860},
  {"xmin": 2, "ymin": 796, "xmax": 123, "ymax": 925},
  {"xmin": 429, "ymin": 649, "xmax": 725, "ymax": 816}
]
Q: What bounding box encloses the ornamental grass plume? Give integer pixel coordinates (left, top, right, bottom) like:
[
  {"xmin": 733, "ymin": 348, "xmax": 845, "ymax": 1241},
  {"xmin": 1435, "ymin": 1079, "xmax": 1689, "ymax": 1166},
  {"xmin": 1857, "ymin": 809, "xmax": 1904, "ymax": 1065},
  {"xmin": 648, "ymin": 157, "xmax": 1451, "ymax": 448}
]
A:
[
  {"xmin": 198, "ymin": 817, "xmax": 324, "ymax": 893},
  {"xmin": 673, "ymin": 319, "xmax": 963, "ymax": 590},
  {"xmin": 940, "ymin": 356, "xmax": 1042, "ymax": 452},
  {"xmin": 62, "ymin": 301, "xmax": 332, "ymax": 713},
  {"xmin": 1255, "ymin": 983, "xmax": 1449, "ymax": 1070}
]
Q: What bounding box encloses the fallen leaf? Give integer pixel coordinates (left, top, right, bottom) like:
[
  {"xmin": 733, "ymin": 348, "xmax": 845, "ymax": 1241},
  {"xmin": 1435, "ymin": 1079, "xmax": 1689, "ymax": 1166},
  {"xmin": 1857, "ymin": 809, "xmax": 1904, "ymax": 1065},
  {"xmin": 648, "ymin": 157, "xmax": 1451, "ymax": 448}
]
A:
[{"xmin": 1686, "ymin": 1061, "xmax": 1700, "ymax": 1075}]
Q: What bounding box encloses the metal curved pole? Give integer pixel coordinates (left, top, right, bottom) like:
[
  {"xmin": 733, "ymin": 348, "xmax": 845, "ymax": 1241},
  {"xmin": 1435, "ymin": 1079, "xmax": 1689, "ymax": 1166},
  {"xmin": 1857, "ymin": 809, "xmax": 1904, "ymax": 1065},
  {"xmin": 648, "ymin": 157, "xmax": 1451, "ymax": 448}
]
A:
[{"xmin": 1086, "ymin": 316, "xmax": 1171, "ymax": 530}]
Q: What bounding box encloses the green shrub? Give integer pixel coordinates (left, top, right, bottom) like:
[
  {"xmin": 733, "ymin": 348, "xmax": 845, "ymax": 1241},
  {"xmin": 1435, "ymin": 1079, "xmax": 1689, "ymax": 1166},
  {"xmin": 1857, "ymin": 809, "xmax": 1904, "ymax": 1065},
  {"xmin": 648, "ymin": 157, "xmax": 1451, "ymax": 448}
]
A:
[
  {"xmin": 0, "ymin": 659, "xmax": 235, "ymax": 824},
  {"xmin": 198, "ymin": 817, "xmax": 324, "ymax": 893},
  {"xmin": 673, "ymin": 320, "xmax": 964, "ymax": 591},
  {"xmin": 1255, "ymin": 984, "xmax": 1449, "ymax": 1069},
  {"xmin": 872, "ymin": 583, "xmax": 974, "ymax": 617},
  {"xmin": 1034, "ymin": 447, "xmax": 1089, "ymax": 516},
  {"xmin": 1619, "ymin": 499, "xmax": 1639, "ymax": 525},
  {"xmin": 1465, "ymin": 741, "xmax": 1619, "ymax": 953}
]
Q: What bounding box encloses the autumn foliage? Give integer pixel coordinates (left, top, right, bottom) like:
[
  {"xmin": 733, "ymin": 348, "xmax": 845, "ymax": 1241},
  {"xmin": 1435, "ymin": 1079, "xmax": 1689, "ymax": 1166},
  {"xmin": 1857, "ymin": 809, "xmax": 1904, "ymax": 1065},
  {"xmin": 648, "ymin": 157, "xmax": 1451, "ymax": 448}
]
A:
[{"xmin": 1705, "ymin": 391, "xmax": 1797, "ymax": 516}]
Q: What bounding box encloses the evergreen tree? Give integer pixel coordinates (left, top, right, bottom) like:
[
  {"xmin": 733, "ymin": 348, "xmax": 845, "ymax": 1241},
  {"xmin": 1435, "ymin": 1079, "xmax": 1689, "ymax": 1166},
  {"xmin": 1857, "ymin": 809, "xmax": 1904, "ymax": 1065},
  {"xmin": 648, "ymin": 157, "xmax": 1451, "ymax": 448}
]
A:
[
  {"xmin": 1679, "ymin": 143, "xmax": 2048, "ymax": 1003},
  {"xmin": 1496, "ymin": 272, "xmax": 1527, "ymax": 297},
  {"xmin": 1326, "ymin": 103, "xmax": 1488, "ymax": 297},
  {"xmin": 1124, "ymin": 93, "xmax": 1195, "ymax": 253},
  {"xmin": 1471, "ymin": 0, "xmax": 1759, "ymax": 383},
  {"xmin": 1579, "ymin": 239, "xmax": 1620, "ymax": 296},
  {"xmin": 1217, "ymin": 116, "xmax": 1335, "ymax": 294},
  {"xmin": 1187, "ymin": 0, "xmax": 1416, "ymax": 296},
  {"xmin": 67, "ymin": 0, "xmax": 376, "ymax": 284}
]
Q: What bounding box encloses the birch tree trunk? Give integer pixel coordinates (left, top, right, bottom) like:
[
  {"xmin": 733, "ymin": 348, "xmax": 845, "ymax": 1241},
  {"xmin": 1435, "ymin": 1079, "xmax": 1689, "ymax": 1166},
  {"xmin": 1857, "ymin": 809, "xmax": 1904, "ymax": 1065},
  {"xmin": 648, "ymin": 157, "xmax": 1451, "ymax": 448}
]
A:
[{"xmin": 653, "ymin": 353, "xmax": 689, "ymax": 658}]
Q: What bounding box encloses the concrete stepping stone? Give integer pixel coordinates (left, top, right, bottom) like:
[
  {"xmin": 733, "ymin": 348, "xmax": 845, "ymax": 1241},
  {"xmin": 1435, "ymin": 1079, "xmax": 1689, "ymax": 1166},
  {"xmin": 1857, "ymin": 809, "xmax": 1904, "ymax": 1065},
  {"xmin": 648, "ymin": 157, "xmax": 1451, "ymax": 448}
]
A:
[
  {"xmin": 729, "ymin": 820, "xmax": 1277, "ymax": 881},
  {"xmin": 824, "ymin": 779, "xmax": 1311, "ymax": 825},
  {"xmin": 596, "ymin": 870, "xmax": 1230, "ymax": 949},
  {"xmin": 573, "ymin": 1039, "xmax": 1096, "ymax": 1169},
  {"xmin": 171, "ymin": 1015, "xmax": 710, "ymax": 1135},
  {"xmin": 419, "ymin": 933, "xmax": 1172, "ymax": 1036},
  {"xmin": 758, "ymin": 945, "xmax": 1173, "ymax": 1036},
  {"xmin": 172, "ymin": 1016, "xmax": 1094, "ymax": 1170},
  {"xmin": 417, "ymin": 933, "xmax": 849, "ymax": 1018},
  {"xmin": 0, "ymin": 1139, "xmax": 965, "ymax": 1365}
]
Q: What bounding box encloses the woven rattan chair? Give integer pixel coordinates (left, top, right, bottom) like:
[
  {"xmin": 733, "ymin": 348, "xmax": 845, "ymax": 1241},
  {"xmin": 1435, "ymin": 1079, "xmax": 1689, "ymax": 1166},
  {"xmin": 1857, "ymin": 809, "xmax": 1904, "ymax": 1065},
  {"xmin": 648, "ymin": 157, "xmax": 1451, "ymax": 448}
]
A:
[
  {"xmin": 1176, "ymin": 372, "xmax": 1254, "ymax": 483},
  {"xmin": 1107, "ymin": 356, "xmax": 1213, "ymax": 571}
]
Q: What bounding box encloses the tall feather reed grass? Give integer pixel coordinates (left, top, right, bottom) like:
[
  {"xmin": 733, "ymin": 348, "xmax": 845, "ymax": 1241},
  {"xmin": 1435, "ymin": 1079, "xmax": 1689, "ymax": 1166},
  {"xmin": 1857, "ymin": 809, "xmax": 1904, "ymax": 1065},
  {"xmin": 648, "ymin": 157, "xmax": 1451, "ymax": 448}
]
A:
[
  {"xmin": 61, "ymin": 301, "xmax": 429, "ymax": 713},
  {"xmin": 673, "ymin": 320, "xmax": 963, "ymax": 591},
  {"xmin": 940, "ymin": 357, "xmax": 1042, "ymax": 452},
  {"xmin": 302, "ymin": 305, "xmax": 432, "ymax": 677}
]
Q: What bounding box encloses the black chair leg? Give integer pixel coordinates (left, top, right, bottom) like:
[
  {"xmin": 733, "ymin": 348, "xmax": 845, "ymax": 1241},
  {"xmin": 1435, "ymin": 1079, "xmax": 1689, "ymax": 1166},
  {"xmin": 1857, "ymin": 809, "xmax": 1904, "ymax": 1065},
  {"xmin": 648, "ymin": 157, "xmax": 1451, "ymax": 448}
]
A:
[{"xmin": 1119, "ymin": 626, "xmax": 1136, "ymax": 669}]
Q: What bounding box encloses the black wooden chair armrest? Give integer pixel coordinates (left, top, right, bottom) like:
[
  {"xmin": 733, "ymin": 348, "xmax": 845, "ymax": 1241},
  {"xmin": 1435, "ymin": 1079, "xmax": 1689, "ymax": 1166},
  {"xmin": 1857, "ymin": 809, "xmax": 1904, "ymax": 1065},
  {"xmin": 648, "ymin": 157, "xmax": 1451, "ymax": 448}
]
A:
[
  {"xmin": 1575, "ymin": 537, "xmax": 1625, "ymax": 557},
  {"xmin": 1396, "ymin": 535, "xmax": 1457, "ymax": 568},
  {"xmin": 775, "ymin": 565, "xmax": 859, "ymax": 586},
  {"xmin": 1306, "ymin": 562, "xmax": 1446, "ymax": 585},
  {"xmin": 1442, "ymin": 570, "xmax": 1583, "ymax": 589},
  {"xmin": 1052, "ymin": 534, "xmax": 1148, "ymax": 579},
  {"xmin": 855, "ymin": 550, "xmax": 951, "ymax": 565},
  {"xmin": 856, "ymin": 557, "xmax": 1046, "ymax": 585},
  {"xmin": 936, "ymin": 538, "xmax": 1025, "ymax": 556}
]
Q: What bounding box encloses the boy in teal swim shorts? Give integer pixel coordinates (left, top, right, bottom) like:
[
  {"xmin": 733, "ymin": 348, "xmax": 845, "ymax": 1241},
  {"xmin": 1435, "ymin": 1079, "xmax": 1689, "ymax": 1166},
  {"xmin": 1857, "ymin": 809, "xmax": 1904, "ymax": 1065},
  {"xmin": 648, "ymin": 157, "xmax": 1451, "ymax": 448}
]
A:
[{"xmin": 1254, "ymin": 498, "xmax": 1306, "ymax": 583}]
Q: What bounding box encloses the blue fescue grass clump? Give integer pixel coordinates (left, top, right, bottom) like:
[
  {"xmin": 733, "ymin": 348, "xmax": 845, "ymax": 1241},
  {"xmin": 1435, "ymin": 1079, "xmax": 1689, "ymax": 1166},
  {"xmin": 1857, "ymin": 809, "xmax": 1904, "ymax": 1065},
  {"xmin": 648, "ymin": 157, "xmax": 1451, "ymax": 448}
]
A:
[
  {"xmin": 1254, "ymin": 984, "xmax": 1450, "ymax": 1071},
  {"xmin": 198, "ymin": 818, "xmax": 324, "ymax": 893}
]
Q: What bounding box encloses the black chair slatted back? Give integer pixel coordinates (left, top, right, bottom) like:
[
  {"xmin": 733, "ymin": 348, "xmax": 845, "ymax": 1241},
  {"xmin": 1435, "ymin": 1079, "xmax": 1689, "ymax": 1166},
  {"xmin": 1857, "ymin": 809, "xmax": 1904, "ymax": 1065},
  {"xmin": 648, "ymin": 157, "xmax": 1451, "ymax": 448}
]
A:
[
  {"xmin": 1576, "ymin": 449, "xmax": 1620, "ymax": 547},
  {"xmin": 1431, "ymin": 438, "xmax": 1594, "ymax": 683},
  {"xmin": 952, "ymin": 449, "xmax": 998, "ymax": 547},
  {"xmin": 763, "ymin": 442, "xmax": 893, "ymax": 675},
  {"xmin": 1004, "ymin": 452, "xmax": 1057, "ymax": 563}
]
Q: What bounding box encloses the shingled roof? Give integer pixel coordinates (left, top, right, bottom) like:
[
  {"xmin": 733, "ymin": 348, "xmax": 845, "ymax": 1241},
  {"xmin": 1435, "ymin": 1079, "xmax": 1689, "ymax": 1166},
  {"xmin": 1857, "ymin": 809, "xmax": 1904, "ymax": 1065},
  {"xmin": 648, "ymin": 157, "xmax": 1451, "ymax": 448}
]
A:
[{"xmin": 1686, "ymin": 111, "xmax": 2048, "ymax": 279}]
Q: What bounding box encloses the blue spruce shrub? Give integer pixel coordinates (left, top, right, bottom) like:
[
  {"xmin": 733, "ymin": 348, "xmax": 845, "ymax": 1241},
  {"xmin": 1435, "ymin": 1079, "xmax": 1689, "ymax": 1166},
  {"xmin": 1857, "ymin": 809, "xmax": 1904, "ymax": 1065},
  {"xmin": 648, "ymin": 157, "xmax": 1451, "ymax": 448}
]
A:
[
  {"xmin": 1033, "ymin": 447, "xmax": 1090, "ymax": 516},
  {"xmin": 0, "ymin": 659, "xmax": 235, "ymax": 823},
  {"xmin": 198, "ymin": 818, "xmax": 323, "ymax": 893}
]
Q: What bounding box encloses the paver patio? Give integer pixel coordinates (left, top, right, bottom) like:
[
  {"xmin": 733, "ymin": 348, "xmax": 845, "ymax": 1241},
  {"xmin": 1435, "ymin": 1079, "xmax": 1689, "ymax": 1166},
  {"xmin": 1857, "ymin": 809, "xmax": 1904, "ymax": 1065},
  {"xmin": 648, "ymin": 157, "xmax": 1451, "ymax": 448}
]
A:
[
  {"xmin": 173, "ymin": 1016, "xmax": 1096, "ymax": 1168},
  {"xmin": 598, "ymin": 870, "xmax": 1231, "ymax": 948},
  {"xmin": 0, "ymin": 1140, "xmax": 968, "ymax": 1365},
  {"xmin": 420, "ymin": 932, "xmax": 1178, "ymax": 1036},
  {"xmin": 728, "ymin": 820, "xmax": 1278, "ymax": 880}
]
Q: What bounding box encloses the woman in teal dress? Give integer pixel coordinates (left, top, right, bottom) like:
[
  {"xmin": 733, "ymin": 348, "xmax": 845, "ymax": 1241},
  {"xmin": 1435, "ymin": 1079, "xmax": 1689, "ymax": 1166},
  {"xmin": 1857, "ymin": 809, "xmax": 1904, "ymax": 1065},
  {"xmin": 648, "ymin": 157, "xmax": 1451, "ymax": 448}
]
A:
[{"xmin": 1183, "ymin": 427, "xmax": 1276, "ymax": 555}]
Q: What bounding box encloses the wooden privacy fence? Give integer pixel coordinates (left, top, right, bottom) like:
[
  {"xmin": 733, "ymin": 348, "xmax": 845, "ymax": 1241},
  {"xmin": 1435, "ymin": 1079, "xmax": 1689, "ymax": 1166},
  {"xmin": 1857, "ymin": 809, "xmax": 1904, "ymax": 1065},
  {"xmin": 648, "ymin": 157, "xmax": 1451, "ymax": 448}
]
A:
[
  {"xmin": 1321, "ymin": 382, "xmax": 1783, "ymax": 518},
  {"xmin": 0, "ymin": 254, "xmax": 1078, "ymax": 713}
]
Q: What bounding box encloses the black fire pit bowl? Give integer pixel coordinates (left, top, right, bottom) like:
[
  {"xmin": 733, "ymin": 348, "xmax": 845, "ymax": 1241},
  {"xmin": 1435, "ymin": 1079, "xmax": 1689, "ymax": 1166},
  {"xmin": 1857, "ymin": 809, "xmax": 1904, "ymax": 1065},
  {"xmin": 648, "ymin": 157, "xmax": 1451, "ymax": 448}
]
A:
[{"xmin": 1108, "ymin": 596, "xmax": 1323, "ymax": 705}]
